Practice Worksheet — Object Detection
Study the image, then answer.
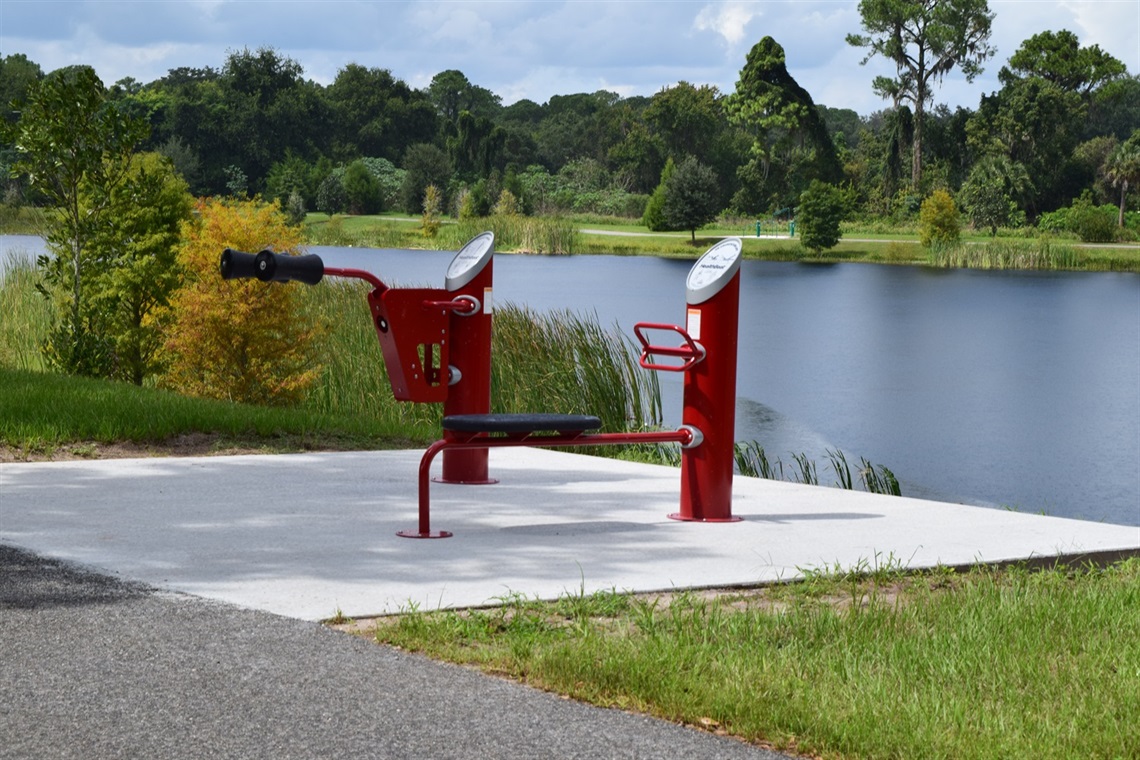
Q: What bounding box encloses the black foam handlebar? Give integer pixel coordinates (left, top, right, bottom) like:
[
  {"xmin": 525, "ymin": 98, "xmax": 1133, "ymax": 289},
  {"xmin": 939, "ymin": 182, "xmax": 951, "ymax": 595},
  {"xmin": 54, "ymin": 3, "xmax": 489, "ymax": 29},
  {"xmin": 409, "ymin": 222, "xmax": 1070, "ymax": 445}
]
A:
[
  {"xmin": 254, "ymin": 249, "xmax": 324, "ymax": 285},
  {"xmin": 219, "ymin": 248, "xmax": 325, "ymax": 285},
  {"xmin": 220, "ymin": 248, "xmax": 258, "ymax": 279}
]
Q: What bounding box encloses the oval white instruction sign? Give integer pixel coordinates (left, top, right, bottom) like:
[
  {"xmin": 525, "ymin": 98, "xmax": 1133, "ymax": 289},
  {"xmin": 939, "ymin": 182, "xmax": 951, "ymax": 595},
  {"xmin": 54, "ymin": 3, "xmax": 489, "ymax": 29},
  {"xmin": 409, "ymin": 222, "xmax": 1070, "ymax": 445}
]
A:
[{"xmin": 685, "ymin": 238, "xmax": 741, "ymax": 304}]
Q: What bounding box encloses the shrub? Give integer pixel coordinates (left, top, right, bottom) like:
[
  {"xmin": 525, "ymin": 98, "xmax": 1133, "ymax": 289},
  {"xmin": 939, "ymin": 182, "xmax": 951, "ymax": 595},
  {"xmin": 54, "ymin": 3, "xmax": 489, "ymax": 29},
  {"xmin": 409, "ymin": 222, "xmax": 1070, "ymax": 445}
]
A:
[
  {"xmin": 160, "ymin": 198, "xmax": 320, "ymax": 405},
  {"xmin": 421, "ymin": 184, "xmax": 442, "ymax": 238},
  {"xmin": 918, "ymin": 189, "xmax": 961, "ymax": 248},
  {"xmin": 493, "ymin": 189, "xmax": 521, "ymax": 216},
  {"xmin": 285, "ymin": 190, "xmax": 306, "ymax": 226},
  {"xmin": 797, "ymin": 180, "xmax": 845, "ymax": 253},
  {"xmin": 342, "ymin": 160, "xmax": 382, "ymax": 214},
  {"xmin": 1069, "ymin": 197, "xmax": 1118, "ymax": 243},
  {"xmin": 316, "ymin": 170, "xmax": 346, "ymax": 215},
  {"xmin": 643, "ymin": 157, "xmax": 676, "ymax": 231}
]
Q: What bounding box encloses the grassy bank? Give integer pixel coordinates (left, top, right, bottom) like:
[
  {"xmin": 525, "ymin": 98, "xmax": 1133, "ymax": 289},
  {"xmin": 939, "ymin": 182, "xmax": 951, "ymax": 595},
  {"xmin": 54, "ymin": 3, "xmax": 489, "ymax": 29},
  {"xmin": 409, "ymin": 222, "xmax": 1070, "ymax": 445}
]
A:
[
  {"xmin": 1, "ymin": 254, "xmax": 660, "ymax": 456},
  {"xmin": 297, "ymin": 212, "xmax": 1140, "ymax": 272},
  {"xmin": 358, "ymin": 558, "xmax": 1140, "ymax": 760},
  {"xmin": 0, "ymin": 365, "xmax": 418, "ymax": 457}
]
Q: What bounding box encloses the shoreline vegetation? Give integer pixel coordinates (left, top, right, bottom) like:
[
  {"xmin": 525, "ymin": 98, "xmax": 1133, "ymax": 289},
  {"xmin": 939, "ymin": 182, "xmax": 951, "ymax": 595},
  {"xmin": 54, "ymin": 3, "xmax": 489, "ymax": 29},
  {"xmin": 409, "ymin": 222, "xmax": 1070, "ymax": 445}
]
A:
[
  {"xmin": 299, "ymin": 211, "xmax": 1140, "ymax": 272},
  {"xmin": 5, "ymin": 207, "xmax": 1140, "ymax": 272}
]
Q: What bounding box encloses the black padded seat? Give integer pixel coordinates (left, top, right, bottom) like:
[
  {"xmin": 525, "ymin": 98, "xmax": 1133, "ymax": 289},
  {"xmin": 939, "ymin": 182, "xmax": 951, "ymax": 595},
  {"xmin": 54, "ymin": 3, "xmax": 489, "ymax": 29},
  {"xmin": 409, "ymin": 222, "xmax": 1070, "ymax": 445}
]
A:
[{"xmin": 442, "ymin": 413, "xmax": 602, "ymax": 434}]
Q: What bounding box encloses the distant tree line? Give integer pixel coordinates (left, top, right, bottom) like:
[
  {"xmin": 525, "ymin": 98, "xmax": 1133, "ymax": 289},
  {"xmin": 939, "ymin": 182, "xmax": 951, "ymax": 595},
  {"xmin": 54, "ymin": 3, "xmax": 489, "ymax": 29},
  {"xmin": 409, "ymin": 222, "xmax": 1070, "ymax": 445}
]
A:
[{"xmin": 2, "ymin": 10, "xmax": 1138, "ymax": 237}]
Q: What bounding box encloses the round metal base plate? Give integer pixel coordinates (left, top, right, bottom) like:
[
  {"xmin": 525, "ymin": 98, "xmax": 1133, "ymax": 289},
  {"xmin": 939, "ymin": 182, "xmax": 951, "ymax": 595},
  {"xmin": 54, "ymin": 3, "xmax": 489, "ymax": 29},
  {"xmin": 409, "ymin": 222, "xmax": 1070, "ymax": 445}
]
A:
[
  {"xmin": 432, "ymin": 477, "xmax": 499, "ymax": 485},
  {"xmin": 396, "ymin": 530, "xmax": 454, "ymax": 539},
  {"xmin": 667, "ymin": 513, "xmax": 743, "ymax": 523}
]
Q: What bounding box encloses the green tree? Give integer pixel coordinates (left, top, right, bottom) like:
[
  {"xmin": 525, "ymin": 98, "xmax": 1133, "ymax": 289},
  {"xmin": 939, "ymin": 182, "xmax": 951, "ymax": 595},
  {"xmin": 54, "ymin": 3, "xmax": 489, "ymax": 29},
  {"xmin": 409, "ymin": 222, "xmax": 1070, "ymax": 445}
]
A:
[
  {"xmin": 533, "ymin": 91, "xmax": 624, "ymax": 169},
  {"xmin": 9, "ymin": 65, "xmax": 148, "ymax": 376},
  {"xmin": 847, "ymin": 0, "xmax": 995, "ymax": 189},
  {"xmin": 643, "ymin": 157, "xmax": 676, "ymax": 231},
  {"xmin": 1105, "ymin": 130, "xmax": 1140, "ymax": 227},
  {"xmin": 87, "ymin": 152, "xmax": 194, "ymax": 384},
  {"xmin": 607, "ymin": 120, "xmax": 666, "ymax": 194},
  {"xmin": 447, "ymin": 110, "xmax": 506, "ymax": 179},
  {"xmin": 968, "ymin": 32, "xmax": 1128, "ymax": 215},
  {"xmin": 325, "ymin": 63, "xmax": 438, "ymax": 162},
  {"xmin": 0, "ymin": 53, "xmax": 43, "ymax": 124},
  {"xmin": 1067, "ymin": 192, "xmax": 1117, "ymax": 242},
  {"xmin": 918, "ymin": 189, "xmax": 961, "ymax": 247},
  {"xmin": 342, "ymin": 160, "xmax": 382, "ymax": 214},
  {"xmin": 427, "ymin": 69, "xmax": 501, "ymax": 124},
  {"xmin": 644, "ymin": 82, "xmax": 723, "ymax": 165},
  {"xmin": 209, "ymin": 47, "xmax": 327, "ymax": 195},
  {"xmin": 359, "ymin": 157, "xmax": 405, "ymax": 210},
  {"xmin": 724, "ymin": 37, "xmax": 842, "ymax": 214},
  {"xmin": 662, "ymin": 155, "xmax": 721, "ymax": 242},
  {"xmin": 1005, "ymin": 29, "xmax": 1126, "ymax": 98},
  {"xmin": 400, "ymin": 142, "xmax": 451, "ymax": 214},
  {"xmin": 797, "ymin": 180, "xmax": 845, "ymax": 253},
  {"xmin": 493, "ymin": 188, "xmax": 520, "ymax": 216},
  {"xmin": 316, "ymin": 168, "xmax": 347, "ymax": 215},
  {"xmin": 958, "ymin": 155, "xmax": 1031, "ymax": 235}
]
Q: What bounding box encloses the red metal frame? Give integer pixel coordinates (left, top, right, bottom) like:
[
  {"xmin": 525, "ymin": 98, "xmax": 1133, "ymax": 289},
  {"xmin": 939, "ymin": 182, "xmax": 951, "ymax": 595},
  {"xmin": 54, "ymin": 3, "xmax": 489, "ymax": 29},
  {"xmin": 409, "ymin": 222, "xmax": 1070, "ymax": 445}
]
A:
[
  {"xmin": 320, "ymin": 267, "xmax": 484, "ymax": 405},
  {"xmin": 403, "ymin": 427, "xmax": 697, "ymax": 538},
  {"xmin": 313, "ymin": 241, "xmax": 743, "ymax": 536},
  {"xmin": 677, "ymin": 271, "xmax": 741, "ymax": 522},
  {"xmin": 439, "ymin": 254, "xmax": 495, "ymax": 484}
]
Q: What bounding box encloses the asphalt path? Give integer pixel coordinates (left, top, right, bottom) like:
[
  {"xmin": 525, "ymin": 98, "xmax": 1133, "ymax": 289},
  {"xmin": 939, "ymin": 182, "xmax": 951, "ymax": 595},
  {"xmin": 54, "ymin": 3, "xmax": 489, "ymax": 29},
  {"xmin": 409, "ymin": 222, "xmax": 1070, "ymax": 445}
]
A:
[{"xmin": 1, "ymin": 544, "xmax": 797, "ymax": 760}]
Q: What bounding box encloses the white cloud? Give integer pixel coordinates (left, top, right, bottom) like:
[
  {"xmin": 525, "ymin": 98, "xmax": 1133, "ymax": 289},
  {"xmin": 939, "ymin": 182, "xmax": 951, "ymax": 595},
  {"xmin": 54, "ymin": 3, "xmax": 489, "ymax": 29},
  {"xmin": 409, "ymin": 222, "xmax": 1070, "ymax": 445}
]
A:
[
  {"xmin": 693, "ymin": 1, "xmax": 762, "ymax": 49},
  {"xmin": 1060, "ymin": 0, "xmax": 1140, "ymax": 72},
  {"xmin": 2, "ymin": 0, "xmax": 1135, "ymax": 115}
]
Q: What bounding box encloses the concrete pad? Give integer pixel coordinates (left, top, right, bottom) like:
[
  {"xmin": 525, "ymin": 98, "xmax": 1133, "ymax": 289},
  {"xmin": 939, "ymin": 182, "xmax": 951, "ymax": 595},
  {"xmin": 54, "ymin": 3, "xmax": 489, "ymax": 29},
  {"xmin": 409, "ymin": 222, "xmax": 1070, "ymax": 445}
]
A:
[{"xmin": 2, "ymin": 448, "xmax": 1137, "ymax": 621}]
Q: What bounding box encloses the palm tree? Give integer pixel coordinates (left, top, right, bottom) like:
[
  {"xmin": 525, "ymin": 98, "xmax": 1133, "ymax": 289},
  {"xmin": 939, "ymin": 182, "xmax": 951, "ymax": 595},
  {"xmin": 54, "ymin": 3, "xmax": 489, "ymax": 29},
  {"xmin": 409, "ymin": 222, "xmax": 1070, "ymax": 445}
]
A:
[{"xmin": 1105, "ymin": 130, "xmax": 1140, "ymax": 228}]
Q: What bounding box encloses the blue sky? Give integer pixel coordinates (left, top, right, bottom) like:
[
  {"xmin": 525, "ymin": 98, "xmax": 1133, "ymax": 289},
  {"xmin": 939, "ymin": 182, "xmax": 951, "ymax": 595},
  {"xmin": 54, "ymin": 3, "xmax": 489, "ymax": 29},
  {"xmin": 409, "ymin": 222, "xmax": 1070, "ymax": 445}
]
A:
[{"xmin": 3, "ymin": 1, "xmax": 1137, "ymax": 115}]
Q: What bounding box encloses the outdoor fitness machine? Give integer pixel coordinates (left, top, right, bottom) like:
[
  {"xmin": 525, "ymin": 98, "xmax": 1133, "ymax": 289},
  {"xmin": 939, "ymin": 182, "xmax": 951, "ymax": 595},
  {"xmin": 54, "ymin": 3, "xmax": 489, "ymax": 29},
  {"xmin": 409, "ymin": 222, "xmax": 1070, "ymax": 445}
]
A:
[{"xmin": 219, "ymin": 235, "xmax": 744, "ymax": 538}]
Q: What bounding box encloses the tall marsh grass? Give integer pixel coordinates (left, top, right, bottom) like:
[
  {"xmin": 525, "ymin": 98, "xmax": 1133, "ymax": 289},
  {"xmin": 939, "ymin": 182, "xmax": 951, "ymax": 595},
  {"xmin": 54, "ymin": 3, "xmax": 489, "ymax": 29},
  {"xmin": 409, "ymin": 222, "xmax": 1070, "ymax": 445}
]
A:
[
  {"xmin": 734, "ymin": 441, "xmax": 902, "ymax": 496},
  {"xmin": 929, "ymin": 238, "xmax": 1080, "ymax": 270},
  {"xmin": 298, "ymin": 279, "xmax": 442, "ymax": 440},
  {"xmin": 491, "ymin": 304, "xmax": 661, "ymax": 433},
  {"xmin": 304, "ymin": 213, "xmax": 581, "ymax": 254},
  {"xmin": 297, "ymin": 284, "xmax": 661, "ymax": 441},
  {"xmin": 452, "ymin": 215, "xmax": 580, "ymax": 254},
  {"xmin": 0, "ymin": 253, "xmax": 51, "ymax": 372}
]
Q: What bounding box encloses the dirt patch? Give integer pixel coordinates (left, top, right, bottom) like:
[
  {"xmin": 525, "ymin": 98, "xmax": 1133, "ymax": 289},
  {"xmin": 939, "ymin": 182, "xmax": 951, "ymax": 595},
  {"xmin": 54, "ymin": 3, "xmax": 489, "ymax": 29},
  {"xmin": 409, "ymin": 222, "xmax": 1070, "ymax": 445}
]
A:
[{"xmin": 0, "ymin": 433, "xmax": 281, "ymax": 463}]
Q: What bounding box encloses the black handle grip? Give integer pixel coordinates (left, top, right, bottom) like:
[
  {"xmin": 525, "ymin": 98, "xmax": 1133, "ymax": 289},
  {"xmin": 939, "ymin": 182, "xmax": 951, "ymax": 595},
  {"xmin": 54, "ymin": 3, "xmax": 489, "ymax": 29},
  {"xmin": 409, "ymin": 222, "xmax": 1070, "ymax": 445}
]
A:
[
  {"xmin": 219, "ymin": 248, "xmax": 325, "ymax": 285},
  {"xmin": 220, "ymin": 248, "xmax": 258, "ymax": 279},
  {"xmin": 253, "ymin": 249, "xmax": 325, "ymax": 285}
]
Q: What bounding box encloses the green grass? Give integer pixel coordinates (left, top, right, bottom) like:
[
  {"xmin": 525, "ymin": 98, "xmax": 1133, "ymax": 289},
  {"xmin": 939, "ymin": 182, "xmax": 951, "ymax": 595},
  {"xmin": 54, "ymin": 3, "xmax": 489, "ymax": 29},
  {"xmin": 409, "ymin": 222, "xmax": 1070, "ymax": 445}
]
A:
[
  {"xmin": 0, "ymin": 365, "xmax": 420, "ymax": 455},
  {"xmin": 0, "ymin": 253, "xmax": 52, "ymax": 372},
  {"xmin": 363, "ymin": 559, "xmax": 1140, "ymax": 760},
  {"xmin": 1, "ymin": 257, "xmax": 665, "ymax": 454}
]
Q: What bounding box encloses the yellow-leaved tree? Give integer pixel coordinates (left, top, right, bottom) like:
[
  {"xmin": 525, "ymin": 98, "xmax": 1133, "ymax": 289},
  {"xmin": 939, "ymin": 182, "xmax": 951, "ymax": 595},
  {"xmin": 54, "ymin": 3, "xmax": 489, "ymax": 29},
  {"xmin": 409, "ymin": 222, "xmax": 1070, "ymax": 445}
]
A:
[{"xmin": 160, "ymin": 198, "xmax": 320, "ymax": 405}]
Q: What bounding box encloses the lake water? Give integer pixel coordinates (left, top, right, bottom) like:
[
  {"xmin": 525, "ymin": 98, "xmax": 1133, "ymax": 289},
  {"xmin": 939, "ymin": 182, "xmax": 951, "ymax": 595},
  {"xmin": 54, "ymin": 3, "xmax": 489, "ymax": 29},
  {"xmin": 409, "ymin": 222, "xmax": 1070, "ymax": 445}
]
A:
[{"xmin": 4, "ymin": 235, "xmax": 1138, "ymax": 527}]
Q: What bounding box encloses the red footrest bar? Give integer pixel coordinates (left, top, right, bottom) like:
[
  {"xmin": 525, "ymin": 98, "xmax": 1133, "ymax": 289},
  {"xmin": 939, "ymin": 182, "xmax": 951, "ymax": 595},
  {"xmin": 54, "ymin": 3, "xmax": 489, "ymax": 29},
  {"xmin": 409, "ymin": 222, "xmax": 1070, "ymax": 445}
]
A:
[
  {"xmin": 442, "ymin": 413, "xmax": 602, "ymax": 435},
  {"xmin": 403, "ymin": 418, "xmax": 698, "ymax": 539}
]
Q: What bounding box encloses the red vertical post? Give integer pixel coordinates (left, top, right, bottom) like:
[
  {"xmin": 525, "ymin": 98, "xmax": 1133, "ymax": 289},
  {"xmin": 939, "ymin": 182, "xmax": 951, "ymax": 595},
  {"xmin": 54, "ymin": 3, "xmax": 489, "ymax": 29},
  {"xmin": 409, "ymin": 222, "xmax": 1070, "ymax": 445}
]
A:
[
  {"xmin": 673, "ymin": 238, "xmax": 743, "ymax": 522},
  {"xmin": 439, "ymin": 232, "xmax": 497, "ymax": 484}
]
